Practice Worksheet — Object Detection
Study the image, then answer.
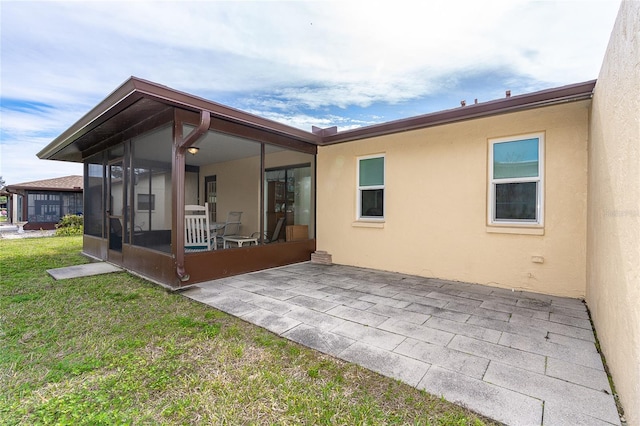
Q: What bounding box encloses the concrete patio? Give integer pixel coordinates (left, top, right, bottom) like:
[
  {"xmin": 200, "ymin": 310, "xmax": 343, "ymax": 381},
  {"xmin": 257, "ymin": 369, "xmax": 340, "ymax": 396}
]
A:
[{"xmin": 182, "ymin": 262, "xmax": 621, "ymax": 426}]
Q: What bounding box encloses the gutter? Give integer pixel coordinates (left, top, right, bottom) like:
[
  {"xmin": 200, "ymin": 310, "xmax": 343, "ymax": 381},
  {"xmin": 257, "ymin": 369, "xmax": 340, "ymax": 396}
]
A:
[{"xmin": 321, "ymin": 80, "xmax": 596, "ymax": 145}]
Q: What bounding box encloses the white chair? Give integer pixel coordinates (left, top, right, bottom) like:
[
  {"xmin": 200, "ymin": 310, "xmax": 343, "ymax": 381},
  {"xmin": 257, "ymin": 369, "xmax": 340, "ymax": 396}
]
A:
[
  {"xmin": 185, "ymin": 203, "xmax": 214, "ymax": 252},
  {"xmin": 185, "ymin": 204, "xmax": 208, "ymax": 216}
]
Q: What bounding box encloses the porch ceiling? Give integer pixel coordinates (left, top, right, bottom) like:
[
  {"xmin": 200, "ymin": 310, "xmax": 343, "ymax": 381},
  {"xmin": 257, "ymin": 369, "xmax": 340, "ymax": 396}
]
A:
[
  {"xmin": 76, "ymin": 98, "xmax": 172, "ymax": 161},
  {"xmin": 136, "ymin": 125, "xmax": 287, "ymax": 167}
]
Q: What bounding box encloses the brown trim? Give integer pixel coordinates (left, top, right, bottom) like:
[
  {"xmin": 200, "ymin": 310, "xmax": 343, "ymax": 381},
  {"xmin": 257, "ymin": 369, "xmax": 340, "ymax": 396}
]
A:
[
  {"xmin": 320, "ymin": 80, "xmax": 596, "ymax": 145},
  {"xmin": 260, "ymin": 144, "xmax": 266, "ymax": 244},
  {"xmin": 180, "ymin": 239, "xmax": 316, "ymax": 287},
  {"xmin": 83, "ymin": 234, "xmax": 107, "ymax": 260},
  {"xmin": 84, "ymin": 235, "xmax": 315, "ymax": 289},
  {"xmin": 24, "ymin": 222, "xmax": 56, "ymax": 231},
  {"xmin": 83, "ymin": 238, "xmax": 177, "ymax": 286},
  {"xmin": 123, "ymin": 244, "xmax": 175, "ymax": 285}
]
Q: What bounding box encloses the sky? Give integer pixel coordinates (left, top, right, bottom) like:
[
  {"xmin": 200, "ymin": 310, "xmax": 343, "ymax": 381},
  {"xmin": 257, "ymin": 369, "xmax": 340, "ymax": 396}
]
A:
[{"xmin": 0, "ymin": 0, "xmax": 621, "ymax": 186}]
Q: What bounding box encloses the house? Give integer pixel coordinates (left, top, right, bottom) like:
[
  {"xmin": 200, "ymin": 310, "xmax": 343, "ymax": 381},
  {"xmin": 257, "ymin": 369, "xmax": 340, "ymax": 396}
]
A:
[
  {"xmin": 4, "ymin": 175, "xmax": 83, "ymax": 230},
  {"xmin": 35, "ymin": 77, "xmax": 594, "ymax": 290},
  {"xmin": 37, "ymin": 1, "xmax": 638, "ymax": 424}
]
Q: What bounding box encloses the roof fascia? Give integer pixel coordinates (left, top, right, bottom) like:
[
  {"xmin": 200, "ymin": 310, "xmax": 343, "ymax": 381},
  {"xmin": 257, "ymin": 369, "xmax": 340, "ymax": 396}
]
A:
[
  {"xmin": 320, "ymin": 80, "xmax": 596, "ymax": 145},
  {"xmin": 5, "ymin": 186, "xmax": 82, "ymax": 193}
]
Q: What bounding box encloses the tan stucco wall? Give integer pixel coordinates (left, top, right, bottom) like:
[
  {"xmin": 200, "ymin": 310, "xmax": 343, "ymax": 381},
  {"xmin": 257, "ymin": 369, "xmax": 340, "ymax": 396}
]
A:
[
  {"xmin": 185, "ymin": 172, "xmax": 199, "ymax": 205},
  {"xmin": 587, "ymin": 2, "xmax": 640, "ymax": 424},
  {"xmin": 200, "ymin": 156, "xmax": 261, "ymax": 236},
  {"xmin": 317, "ymin": 101, "xmax": 590, "ymax": 297}
]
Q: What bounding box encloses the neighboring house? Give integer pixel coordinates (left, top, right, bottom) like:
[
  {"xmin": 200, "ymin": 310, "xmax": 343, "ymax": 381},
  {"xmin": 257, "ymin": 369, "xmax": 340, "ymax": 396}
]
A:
[
  {"xmin": 37, "ymin": 2, "xmax": 639, "ymax": 424},
  {"xmin": 4, "ymin": 176, "xmax": 83, "ymax": 230}
]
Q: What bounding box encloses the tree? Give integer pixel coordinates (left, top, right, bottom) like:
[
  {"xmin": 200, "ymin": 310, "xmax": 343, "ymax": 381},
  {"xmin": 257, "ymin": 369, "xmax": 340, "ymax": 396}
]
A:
[{"xmin": 0, "ymin": 176, "xmax": 5, "ymax": 190}]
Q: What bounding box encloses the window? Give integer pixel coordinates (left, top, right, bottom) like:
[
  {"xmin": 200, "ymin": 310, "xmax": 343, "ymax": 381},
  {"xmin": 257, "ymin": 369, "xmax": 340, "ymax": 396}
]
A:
[
  {"xmin": 28, "ymin": 192, "xmax": 61, "ymax": 222},
  {"xmin": 358, "ymin": 155, "xmax": 385, "ymax": 219},
  {"xmin": 489, "ymin": 133, "xmax": 544, "ymax": 225},
  {"xmin": 205, "ymin": 175, "xmax": 217, "ymax": 222},
  {"xmin": 138, "ymin": 193, "xmax": 155, "ymax": 211},
  {"xmin": 265, "ymin": 163, "xmax": 312, "ymax": 240}
]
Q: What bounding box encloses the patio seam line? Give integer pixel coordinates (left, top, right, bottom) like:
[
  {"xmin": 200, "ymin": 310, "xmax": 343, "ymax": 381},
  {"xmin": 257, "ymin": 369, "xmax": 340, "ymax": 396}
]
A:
[
  {"xmin": 484, "ymin": 360, "xmax": 620, "ymax": 424},
  {"xmin": 394, "ymin": 338, "xmax": 491, "ymax": 380},
  {"xmin": 330, "ymin": 321, "xmax": 407, "ymax": 352},
  {"xmin": 335, "ymin": 341, "xmax": 431, "ymax": 388},
  {"xmin": 481, "ymin": 363, "xmax": 547, "ymax": 401},
  {"xmin": 446, "ymin": 334, "xmax": 547, "ymax": 375}
]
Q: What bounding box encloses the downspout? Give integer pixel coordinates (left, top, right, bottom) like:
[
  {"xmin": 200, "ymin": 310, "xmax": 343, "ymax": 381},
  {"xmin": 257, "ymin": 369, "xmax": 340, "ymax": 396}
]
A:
[
  {"xmin": 173, "ymin": 109, "xmax": 211, "ymax": 282},
  {"xmin": 259, "ymin": 144, "xmax": 265, "ymax": 244}
]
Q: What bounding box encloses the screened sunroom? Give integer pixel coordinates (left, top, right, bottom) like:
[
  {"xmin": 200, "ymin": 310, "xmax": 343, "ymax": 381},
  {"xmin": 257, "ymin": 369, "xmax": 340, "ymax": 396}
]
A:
[{"xmin": 39, "ymin": 77, "xmax": 318, "ymax": 288}]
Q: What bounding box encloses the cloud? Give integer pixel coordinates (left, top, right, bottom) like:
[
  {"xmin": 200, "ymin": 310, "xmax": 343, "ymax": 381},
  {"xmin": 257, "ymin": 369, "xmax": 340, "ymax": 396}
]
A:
[
  {"xmin": 2, "ymin": 1, "xmax": 619, "ymax": 104},
  {"xmin": 0, "ymin": 0, "xmax": 621, "ymax": 184}
]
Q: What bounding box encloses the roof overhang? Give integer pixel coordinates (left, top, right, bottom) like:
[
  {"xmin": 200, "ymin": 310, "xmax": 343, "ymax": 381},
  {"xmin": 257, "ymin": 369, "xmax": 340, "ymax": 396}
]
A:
[
  {"xmin": 319, "ymin": 80, "xmax": 596, "ymax": 145},
  {"xmin": 38, "ymin": 77, "xmax": 322, "ymax": 162},
  {"xmin": 5, "ymin": 186, "xmax": 82, "ymax": 193}
]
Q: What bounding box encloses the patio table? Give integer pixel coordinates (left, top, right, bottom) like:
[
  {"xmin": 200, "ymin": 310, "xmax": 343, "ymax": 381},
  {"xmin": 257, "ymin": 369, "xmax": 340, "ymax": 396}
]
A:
[{"xmin": 223, "ymin": 235, "xmax": 258, "ymax": 249}]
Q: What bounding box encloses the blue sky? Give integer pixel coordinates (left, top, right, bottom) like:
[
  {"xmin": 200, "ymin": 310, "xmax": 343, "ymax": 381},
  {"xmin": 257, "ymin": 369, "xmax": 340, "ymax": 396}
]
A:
[{"xmin": 0, "ymin": 0, "xmax": 621, "ymax": 185}]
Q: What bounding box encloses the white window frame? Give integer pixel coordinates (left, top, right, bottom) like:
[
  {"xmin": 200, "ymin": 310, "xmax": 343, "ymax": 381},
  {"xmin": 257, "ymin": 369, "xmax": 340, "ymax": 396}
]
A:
[
  {"xmin": 488, "ymin": 133, "xmax": 544, "ymax": 226},
  {"xmin": 357, "ymin": 154, "xmax": 385, "ymax": 221}
]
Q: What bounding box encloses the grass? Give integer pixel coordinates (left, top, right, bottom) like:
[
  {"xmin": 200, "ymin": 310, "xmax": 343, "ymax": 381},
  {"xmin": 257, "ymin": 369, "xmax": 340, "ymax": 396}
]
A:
[{"xmin": 0, "ymin": 235, "xmax": 497, "ymax": 425}]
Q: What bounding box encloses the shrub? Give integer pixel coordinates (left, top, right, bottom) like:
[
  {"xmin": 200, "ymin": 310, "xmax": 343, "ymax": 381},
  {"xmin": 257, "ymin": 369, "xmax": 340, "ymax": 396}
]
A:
[{"xmin": 56, "ymin": 214, "xmax": 84, "ymax": 236}]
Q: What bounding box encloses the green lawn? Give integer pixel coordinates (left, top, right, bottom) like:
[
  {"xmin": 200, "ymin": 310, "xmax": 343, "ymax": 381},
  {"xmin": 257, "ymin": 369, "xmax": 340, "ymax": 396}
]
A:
[{"xmin": 0, "ymin": 236, "xmax": 496, "ymax": 425}]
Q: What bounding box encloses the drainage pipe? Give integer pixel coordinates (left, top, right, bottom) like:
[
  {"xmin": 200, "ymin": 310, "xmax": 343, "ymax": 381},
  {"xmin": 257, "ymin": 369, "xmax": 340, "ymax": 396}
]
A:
[{"xmin": 173, "ymin": 109, "xmax": 211, "ymax": 282}]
